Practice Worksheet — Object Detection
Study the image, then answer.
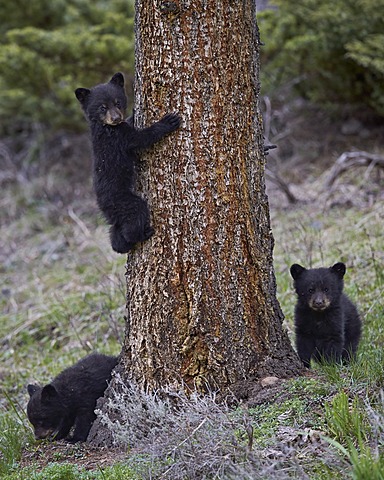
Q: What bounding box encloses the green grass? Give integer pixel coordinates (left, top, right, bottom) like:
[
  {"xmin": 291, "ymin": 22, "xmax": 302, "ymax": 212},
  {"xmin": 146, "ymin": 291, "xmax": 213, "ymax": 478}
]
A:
[
  {"xmin": 2, "ymin": 463, "xmax": 140, "ymax": 480},
  {"xmin": 0, "ymin": 413, "xmax": 33, "ymax": 477},
  {"xmin": 1, "ymin": 161, "xmax": 383, "ymax": 478},
  {"xmin": 323, "ymin": 391, "xmax": 384, "ymax": 480}
]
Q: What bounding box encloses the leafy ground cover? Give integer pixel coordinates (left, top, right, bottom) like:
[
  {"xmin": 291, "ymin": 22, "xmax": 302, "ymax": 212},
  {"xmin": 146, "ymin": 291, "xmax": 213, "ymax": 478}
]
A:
[{"xmin": 0, "ymin": 125, "xmax": 383, "ymax": 478}]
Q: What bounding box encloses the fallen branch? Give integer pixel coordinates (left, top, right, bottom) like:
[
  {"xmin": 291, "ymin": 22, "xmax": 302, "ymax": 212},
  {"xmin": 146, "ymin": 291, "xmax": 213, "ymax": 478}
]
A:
[{"xmin": 324, "ymin": 151, "xmax": 384, "ymax": 190}]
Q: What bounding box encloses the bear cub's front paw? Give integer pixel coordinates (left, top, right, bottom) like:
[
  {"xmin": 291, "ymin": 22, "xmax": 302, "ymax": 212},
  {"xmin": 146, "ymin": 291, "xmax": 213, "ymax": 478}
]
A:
[{"xmin": 160, "ymin": 113, "xmax": 182, "ymax": 132}]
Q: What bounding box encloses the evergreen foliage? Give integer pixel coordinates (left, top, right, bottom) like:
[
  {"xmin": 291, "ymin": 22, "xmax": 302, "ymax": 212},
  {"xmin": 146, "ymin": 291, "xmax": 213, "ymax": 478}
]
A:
[
  {"xmin": 259, "ymin": 0, "xmax": 384, "ymax": 115},
  {"xmin": 0, "ymin": 0, "xmax": 135, "ymax": 133}
]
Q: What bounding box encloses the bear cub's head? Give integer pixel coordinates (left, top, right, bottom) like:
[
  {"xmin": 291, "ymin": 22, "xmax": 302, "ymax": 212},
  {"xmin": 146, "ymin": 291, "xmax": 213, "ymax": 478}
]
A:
[
  {"xmin": 27, "ymin": 383, "xmax": 67, "ymax": 440},
  {"xmin": 290, "ymin": 262, "xmax": 346, "ymax": 311},
  {"xmin": 75, "ymin": 72, "xmax": 127, "ymax": 126}
]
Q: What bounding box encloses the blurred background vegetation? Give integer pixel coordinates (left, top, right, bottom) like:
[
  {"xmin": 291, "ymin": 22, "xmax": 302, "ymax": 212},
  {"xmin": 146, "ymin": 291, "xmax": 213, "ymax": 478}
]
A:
[
  {"xmin": 258, "ymin": 0, "xmax": 384, "ymax": 116},
  {"xmin": 0, "ymin": 0, "xmax": 135, "ymax": 135}
]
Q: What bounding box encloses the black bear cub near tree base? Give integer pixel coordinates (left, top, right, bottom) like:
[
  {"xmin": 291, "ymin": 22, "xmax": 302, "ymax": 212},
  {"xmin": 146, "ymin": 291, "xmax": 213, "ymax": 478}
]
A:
[
  {"xmin": 290, "ymin": 262, "xmax": 361, "ymax": 368},
  {"xmin": 27, "ymin": 353, "xmax": 118, "ymax": 442},
  {"xmin": 75, "ymin": 72, "xmax": 181, "ymax": 253}
]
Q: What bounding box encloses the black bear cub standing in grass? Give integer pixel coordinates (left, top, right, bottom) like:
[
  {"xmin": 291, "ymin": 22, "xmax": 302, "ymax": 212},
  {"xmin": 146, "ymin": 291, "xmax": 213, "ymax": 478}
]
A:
[
  {"xmin": 290, "ymin": 262, "xmax": 361, "ymax": 368},
  {"xmin": 75, "ymin": 72, "xmax": 181, "ymax": 253},
  {"xmin": 27, "ymin": 353, "xmax": 118, "ymax": 442}
]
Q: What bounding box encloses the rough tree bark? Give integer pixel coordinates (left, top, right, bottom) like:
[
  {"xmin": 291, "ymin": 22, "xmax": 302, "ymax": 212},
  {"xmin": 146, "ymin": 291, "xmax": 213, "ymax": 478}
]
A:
[
  {"xmin": 116, "ymin": 0, "xmax": 303, "ymax": 394},
  {"xmin": 89, "ymin": 3, "xmax": 303, "ymax": 448}
]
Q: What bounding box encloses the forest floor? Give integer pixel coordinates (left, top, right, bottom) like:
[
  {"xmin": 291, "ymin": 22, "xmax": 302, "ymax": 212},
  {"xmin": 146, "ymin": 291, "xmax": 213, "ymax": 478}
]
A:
[{"xmin": 1, "ymin": 104, "xmax": 383, "ymax": 478}]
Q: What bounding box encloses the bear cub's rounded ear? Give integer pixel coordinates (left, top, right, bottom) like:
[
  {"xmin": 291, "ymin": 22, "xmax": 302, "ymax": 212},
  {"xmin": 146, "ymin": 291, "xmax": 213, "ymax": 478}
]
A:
[
  {"xmin": 41, "ymin": 384, "xmax": 60, "ymax": 402},
  {"xmin": 75, "ymin": 88, "xmax": 91, "ymax": 104},
  {"xmin": 27, "ymin": 384, "xmax": 40, "ymax": 397},
  {"xmin": 109, "ymin": 72, "xmax": 125, "ymax": 88},
  {"xmin": 330, "ymin": 262, "xmax": 346, "ymax": 278},
  {"xmin": 290, "ymin": 264, "xmax": 306, "ymax": 280}
]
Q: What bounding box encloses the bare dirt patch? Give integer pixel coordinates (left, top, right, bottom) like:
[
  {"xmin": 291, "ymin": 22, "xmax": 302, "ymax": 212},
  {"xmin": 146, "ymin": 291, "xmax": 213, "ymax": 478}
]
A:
[{"xmin": 20, "ymin": 441, "xmax": 126, "ymax": 471}]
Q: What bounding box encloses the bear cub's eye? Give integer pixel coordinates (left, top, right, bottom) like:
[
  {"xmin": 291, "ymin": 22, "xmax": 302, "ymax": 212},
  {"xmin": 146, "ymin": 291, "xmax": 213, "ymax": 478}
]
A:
[
  {"xmin": 308, "ymin": 288, "xmax": 314, "ymax": 294},
  {"xmin": 115, "ymin": 100, "xmax": 121, "ymax": 108},
  {"xmin": 100, "ymin": 105, "xmax": 107, "ymax": 113},
  {"xmin": 324, "ymin": 288, "xmax": 328, "ymax": 292}
]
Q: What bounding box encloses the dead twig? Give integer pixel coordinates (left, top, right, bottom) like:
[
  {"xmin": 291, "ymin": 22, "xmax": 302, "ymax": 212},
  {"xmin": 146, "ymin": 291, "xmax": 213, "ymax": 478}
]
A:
[{"xmin": 265, "ymin": 167, "xmax": 298, "ymax": 204}]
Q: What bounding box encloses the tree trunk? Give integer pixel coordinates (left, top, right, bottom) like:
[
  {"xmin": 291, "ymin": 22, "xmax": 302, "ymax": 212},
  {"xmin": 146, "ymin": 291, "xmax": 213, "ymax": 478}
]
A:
[
  {"xmin": 118, "ymin": 0, "xmax": 303, "ymax": 394},
  {"xmin": 88, "ymin": 0, "xmax": 303, "ymax": 448}
]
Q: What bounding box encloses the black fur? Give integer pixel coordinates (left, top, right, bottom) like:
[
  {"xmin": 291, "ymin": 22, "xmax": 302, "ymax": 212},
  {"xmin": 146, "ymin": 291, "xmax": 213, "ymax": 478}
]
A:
[
  {"xmin": 290, "ymin": 262, "xmax": 361, "ymax": 368},
  {"xmin": 75, "ymin": 72, "xmax": 181, "ymax": 253},
  {"xmin": 27, "ymin": 353, "xmax": 118, "ymax": 442}
]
